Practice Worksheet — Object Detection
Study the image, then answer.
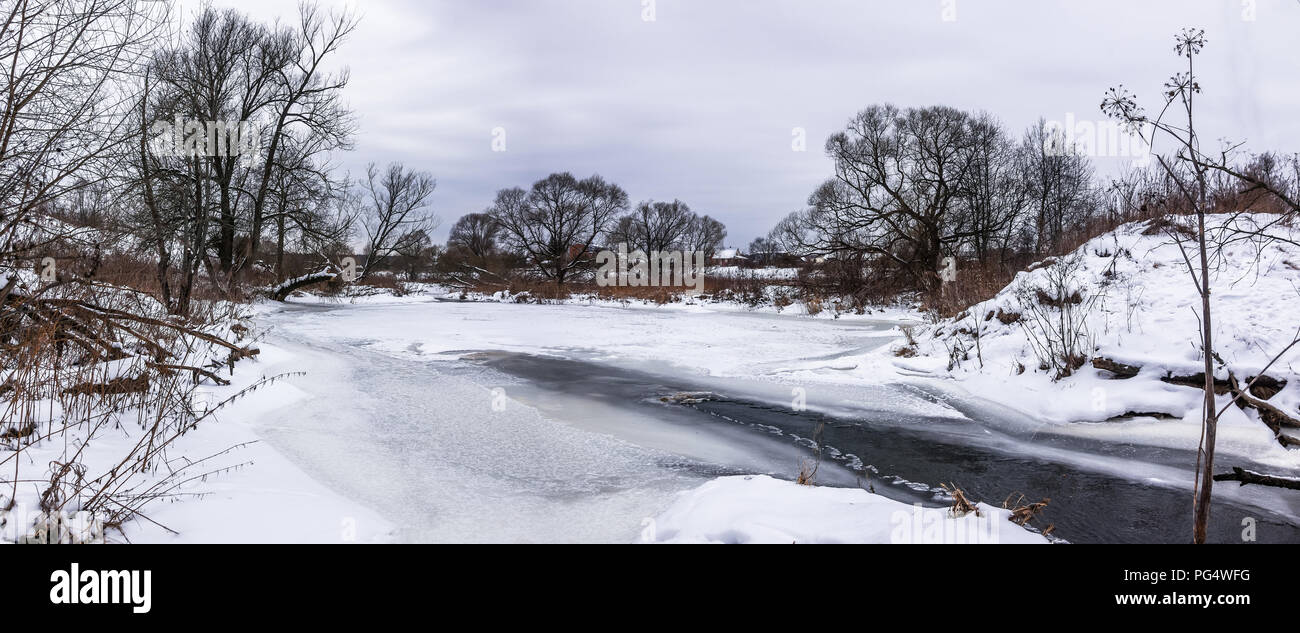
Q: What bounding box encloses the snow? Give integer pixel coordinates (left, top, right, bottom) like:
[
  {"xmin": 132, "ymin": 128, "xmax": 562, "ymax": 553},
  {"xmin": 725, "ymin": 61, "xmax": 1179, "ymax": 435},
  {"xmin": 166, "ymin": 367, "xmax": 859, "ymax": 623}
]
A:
[
  {"xmin": 231, "ymin": 335, "xmax": 700, "ymax": 543},
  {"xmin": 14, "ymin": 213, "xmax": 1293, "ymax": 543},
  {"xmin": 709, "ymin": 266, "xmax": 801, "ymax": 280},
  {"xmin": 243, "ymin": 228, "xmax": 1300, "ymax": 540},
  {"xmin": 1, "ymin": 304, "xmax": 393, "ymax": 544},
  {"xmin": 646, "ymin": 475, "xmax": 1049, "ymax": 544},
  {"xmin": 262, "ymin": 295, "xmax": 924, "ymax": 395},
  {"xmin": 123, "ymin": 341, "xmax": 393, "ymax": 544},
  {"xmin": 884, "ymin": 214, "xmax": 1300, "ymax": 469}
]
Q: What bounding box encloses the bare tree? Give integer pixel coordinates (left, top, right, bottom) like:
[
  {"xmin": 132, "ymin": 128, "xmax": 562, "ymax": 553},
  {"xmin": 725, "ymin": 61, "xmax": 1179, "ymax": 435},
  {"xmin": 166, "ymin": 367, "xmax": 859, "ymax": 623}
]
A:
[
  {"xmin": 747, "ymin": 236, "xmax": 776, "ymax": 265},
  {"xmin": 447, "ymin": 212, "xmax": 501, "ymax": 259},
  {"xmin": 1, "ymin": 0, "xmax": 168, "ymax": 259},
  {"xmin": 391, "ymin": 228, "xmax": 436, "ymax": 280},
  {"xmin": 611, "ymin": 199, "xmax": 695, "ymax": 256},
  {"xmin": 488, "ymin": 172, "xmax": 628, "ymax": 287},
  {"xmin": 240, "ymin": 4, "xmax": 358, "ymax": 276},
  {"xmin": 1019, "ymin": 120, "xmax": 1097, "ymax": 256},
  {"xmin": 680, "ymin": 214, "xmax": 727, "ymax": 259},
  {"xmin": 359, "ymin": 162, "xmax": 438, "ymax": 280},
  {"xmin": 954, "ymin": 113, "xmax": 1028, "ymax": 262},
  {"xmin": 785, "ymin": 105, "xmax": 980, "ymax": 294},
  {"xmin": 265, "ymin": 130, "xmax": 349, "ymax": 282},
  {"xmin": 152, "ymin": 8, "xmax": 280, "ymax": 277}
]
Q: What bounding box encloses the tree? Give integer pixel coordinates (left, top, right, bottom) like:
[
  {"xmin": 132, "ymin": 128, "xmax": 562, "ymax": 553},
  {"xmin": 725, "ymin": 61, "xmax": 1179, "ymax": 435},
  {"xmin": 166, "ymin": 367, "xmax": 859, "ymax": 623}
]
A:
[
  {"xmin": 610, "ymin": 199, "xmax": 695, "ymax": 256},
  {"xmin": 747, "ymin": 237, "xmax": 775, "ymax": 266},
  {"xmin": 359, "ymin": 162, "xmax": 438, "ymax": 280},
  {"xmin": 447, "ymin": 212, "xmax": 501, "ymax": 259},
  {"xmin": 265, "ymin": 131, "xmax": 351, "ymax": 282},
  {"xmin": 1020, "ymin": 119, "xmax": 1097, "ymax": 255},
  {"xmin": 1, "ymin": 0, "xmax": 168, "ymax": 262},
  {"xmin": 680, "ymin": 214, "xmax": 727, "ymax": 258},
  {"xmin": 153, "ymin": 7, "xmax": 281, "ymax": 277},
  {"xmin": 784, "ymin": 105, "xmax": 980, "ymax": 293},
  {"xmin": 391, "ymin": 228, "xmax": 437, "ymax": 280},
  {"xmin": 953, "ymin": 113, "xmax": 1028, "ymax": 262},
  {"xmin": 240, "ymin": 4, "xmax": 358, "ymax": 276},
  {"xmin": 131, "ymin": 3, "xmax": 356, "ymax": 301},
  {"xmin": 488, "ymin": 172, "xmax": 628, "ymax": 287}
]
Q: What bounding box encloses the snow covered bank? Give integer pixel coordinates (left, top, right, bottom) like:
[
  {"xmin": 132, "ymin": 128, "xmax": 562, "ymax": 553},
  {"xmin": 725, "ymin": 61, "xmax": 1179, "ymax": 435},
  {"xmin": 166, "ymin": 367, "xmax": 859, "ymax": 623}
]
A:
[
  {"xmin": 893, "ymin": 214, "xmax": 1300, "ymax": 468},
  {"xmin": 123, "ymin": 341, "xmax": 393, "ymax": 544},
  {"xmin": 1, "ymin": 319, "xmax": 392, "ymax": 544},
  {"xmin": 647, "ymin": 476, "xmax": 1049, "ymax": 544}
]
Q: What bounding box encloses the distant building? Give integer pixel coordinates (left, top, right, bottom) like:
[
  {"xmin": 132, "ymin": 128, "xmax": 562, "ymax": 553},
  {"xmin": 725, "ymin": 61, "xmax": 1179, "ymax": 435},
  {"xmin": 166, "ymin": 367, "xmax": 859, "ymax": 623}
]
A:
[
  {"xmin": 566, "ymin": 243, "xmax": 599, "ymax": 263},
  {"xmin": 711, "ymin": 249, "xmax": 748, "ymax": 266}
]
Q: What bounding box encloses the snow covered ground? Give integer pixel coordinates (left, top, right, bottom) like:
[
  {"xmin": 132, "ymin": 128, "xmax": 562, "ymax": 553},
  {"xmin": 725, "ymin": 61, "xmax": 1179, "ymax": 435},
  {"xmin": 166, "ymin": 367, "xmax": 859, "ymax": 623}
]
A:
[
  {"xmin": 708, "ymin": 266, "xmax": 802, "ymax": 280},
  {"xmin": 888, "ymin": 214, "xmax": 1300, "ymax": 471},
  {"xmin": 123, "ymin": 342, "xmax": 394, "ymax": 544},
  {"xmin": 647, "ymin": 475, "xmax": 1048, "ymax": 544},
  {"xmin": 0, "ymin": 330, "xmax": 393, "ymax": 544}
]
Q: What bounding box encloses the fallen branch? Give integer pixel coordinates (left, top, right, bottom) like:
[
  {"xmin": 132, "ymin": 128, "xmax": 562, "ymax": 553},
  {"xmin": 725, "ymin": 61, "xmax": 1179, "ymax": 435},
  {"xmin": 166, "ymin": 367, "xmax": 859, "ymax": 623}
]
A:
[
  {"xmin": 270, "ymin": 269, "xmax": 340, "ymax": 301},
  {"xmin": 1227, "ymin": 374, "xmax": 1300, "ymax": 448},
  {"xmin": 1213, "ymin": 467, "xmax": 1300, "ymax": 490},
  {"xmin": 145, "ymin": 362, "xmax": 231, "ymax": 386},
  {"xmin": 1092, "ymin": 357, "xmax": 1141, "ymax": 378}
]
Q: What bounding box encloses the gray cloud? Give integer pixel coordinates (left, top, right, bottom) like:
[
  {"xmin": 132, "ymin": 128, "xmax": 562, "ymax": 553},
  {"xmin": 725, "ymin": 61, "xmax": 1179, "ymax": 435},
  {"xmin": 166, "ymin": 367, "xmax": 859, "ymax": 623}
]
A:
[{"xmin": 204, "ymin": 0, "xmax": 1300, "ymax": 245}]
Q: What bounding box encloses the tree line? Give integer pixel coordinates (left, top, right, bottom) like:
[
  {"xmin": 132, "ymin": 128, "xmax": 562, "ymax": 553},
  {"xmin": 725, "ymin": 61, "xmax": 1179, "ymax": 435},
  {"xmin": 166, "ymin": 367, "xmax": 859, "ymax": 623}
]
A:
[
  {"xmin": 438, "ymin": 173, "xmax": 727, "ymax": 288},
  {"xmin": 757, "ymin": 103, "xmax": 1298, "ymax": 303}
]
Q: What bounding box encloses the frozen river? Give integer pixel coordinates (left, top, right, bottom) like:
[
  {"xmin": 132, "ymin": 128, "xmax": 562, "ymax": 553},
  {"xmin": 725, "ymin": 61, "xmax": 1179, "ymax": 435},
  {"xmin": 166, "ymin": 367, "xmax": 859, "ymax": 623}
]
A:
[{"xmin": 252, "ymin": 298, "xmax": 1300, "ymax": 543}]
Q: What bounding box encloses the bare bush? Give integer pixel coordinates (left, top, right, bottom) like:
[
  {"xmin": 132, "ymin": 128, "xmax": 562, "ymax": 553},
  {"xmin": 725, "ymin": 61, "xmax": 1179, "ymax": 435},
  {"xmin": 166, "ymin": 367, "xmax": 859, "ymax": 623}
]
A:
[{"xmin": 1014, "ymin": 252, "xmax": 1104, "ymax": 380}]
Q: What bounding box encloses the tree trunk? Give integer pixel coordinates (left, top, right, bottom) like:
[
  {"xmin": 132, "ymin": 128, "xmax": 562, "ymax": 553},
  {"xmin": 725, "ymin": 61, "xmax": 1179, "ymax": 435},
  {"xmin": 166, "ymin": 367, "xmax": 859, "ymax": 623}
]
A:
[{"xmin": 276, "ymin": 214, "xmax": 286, "ymax": 284}]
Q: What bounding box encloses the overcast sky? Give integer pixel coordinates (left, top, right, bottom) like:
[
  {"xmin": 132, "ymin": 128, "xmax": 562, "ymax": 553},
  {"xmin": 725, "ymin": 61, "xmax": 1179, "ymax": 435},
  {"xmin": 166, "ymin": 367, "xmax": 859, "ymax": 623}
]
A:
[{"xmin": 195, "ymin": 0, "xmax": 1300, "ymax": 247}]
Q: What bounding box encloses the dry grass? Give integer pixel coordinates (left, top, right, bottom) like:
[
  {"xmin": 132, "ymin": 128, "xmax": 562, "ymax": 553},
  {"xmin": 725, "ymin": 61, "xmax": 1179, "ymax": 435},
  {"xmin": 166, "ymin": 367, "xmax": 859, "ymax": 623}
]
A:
[
  {"xmin": 0, "ymin": 274, "xmax": 264, "ymax": 542},
  {"xmin": 796, "ymin": 459, "xmax": 819, "ymax": 486},
  {"xmin": 940, "ymin": 483, "xmax": 981, "ymax": 518},
  {"xmin": 1003, "ymin": 493, "xmax": 1052, "ymax": 528}
]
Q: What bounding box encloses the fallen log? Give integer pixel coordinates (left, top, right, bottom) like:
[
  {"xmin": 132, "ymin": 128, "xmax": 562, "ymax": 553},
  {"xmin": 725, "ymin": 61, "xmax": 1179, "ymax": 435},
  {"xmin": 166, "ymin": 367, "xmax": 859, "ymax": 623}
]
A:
[
  {"xmin": 1227, "ymin": 375, "xmax": 1300, "ymax": 448},
  {"xmin": 1093, "ymin": 357, "xmax": 1232, "ymax": 392},
  {"xmin": 1247, "ymin": 375, "xmax": 1288, "ymax": 400},
  {"xmin": 1214, "ymin": 467, "xmax": 1300, "ymax": 491},
  {"xmin": 1091, "ymin": 357, "xmax": 1298, "ymax": 448},
  {"xmin": 1162, "ymin": 372, "xmax": 1231, "ymax": 395},
  {"xmin": 1092, "ymin": 357, "xmax": 1141, "ymax": 378},
  {"xmin": 270, "ymin": 270, "xmax": 340, "ymax": 302},
  {"xmin": 63, "ymin": 375, "xmax": 150, "ymax": 396},
  {"xmin": 1105, "ymin": 411, "xmax": 1180, "ymax": 422}
]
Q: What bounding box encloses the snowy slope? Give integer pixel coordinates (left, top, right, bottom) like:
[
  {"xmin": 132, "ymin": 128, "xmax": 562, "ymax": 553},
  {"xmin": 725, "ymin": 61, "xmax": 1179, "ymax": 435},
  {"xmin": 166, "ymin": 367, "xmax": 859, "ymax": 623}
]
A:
[{"xmin": 898, "ymin": 213, "xmax": 1300, "ymax": 466}]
